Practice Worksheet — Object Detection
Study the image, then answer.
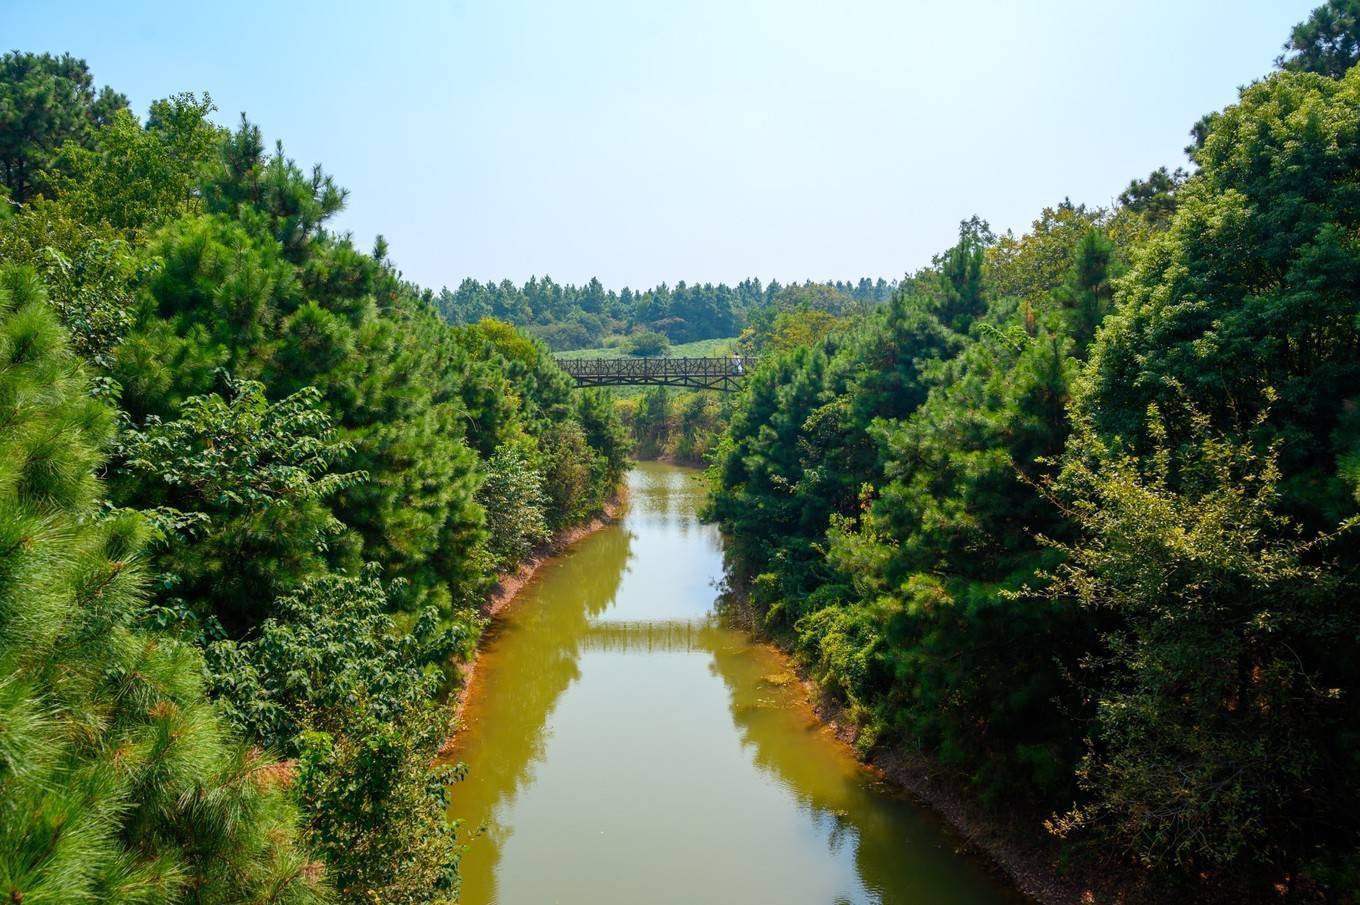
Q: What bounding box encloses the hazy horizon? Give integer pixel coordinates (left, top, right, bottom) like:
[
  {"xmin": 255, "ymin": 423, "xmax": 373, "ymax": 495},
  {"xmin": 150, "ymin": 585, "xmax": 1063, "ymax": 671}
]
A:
[{"xmin": 4, "ymin": 0, "xmax": 1318, "ymax": 292}]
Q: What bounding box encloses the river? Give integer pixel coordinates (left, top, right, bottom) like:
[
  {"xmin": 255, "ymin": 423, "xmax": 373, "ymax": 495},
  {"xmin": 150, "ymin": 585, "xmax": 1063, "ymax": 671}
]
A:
[{"xmin": 448, "ymin": 461, "xmax": 1021, "ymax": 905}]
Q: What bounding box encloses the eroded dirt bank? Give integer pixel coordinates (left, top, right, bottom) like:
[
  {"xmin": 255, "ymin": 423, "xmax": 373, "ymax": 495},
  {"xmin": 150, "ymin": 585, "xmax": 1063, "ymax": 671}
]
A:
[
  {"xmin": 444, "ymin": 487, "xmax": 629, "ymax": 747},
  {"xmin": 717, "ymin": 590, "xmax": 1104, "ymax": 905},
  {"xmin": 717, "ymin": 586, "xmax": 1192, "ymax": 905}
]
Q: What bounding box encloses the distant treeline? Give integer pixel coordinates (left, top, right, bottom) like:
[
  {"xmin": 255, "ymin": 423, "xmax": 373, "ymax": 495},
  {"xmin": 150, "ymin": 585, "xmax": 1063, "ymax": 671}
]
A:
[{"xmin": 435, "ymin": 275, "xmax": 897, "ymax": 349}]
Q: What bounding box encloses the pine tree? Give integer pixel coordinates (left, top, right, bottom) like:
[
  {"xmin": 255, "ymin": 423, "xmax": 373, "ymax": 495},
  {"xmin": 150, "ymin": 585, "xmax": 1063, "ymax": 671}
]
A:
[{"xmin": 0, "ymin": 265, "xmax": 325, "ymax": 905}]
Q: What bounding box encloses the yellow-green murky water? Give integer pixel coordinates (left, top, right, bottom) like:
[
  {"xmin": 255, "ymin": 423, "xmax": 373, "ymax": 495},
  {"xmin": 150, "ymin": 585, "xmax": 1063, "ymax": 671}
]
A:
[{"xmin": 448, "ymin": 462, "xmax": 1020, "ymax": 905}]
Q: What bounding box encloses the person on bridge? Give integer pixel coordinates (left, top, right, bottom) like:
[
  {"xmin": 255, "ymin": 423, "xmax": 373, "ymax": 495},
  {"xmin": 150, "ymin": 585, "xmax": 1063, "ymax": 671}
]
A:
[{"xmin": 732, "ymin": 353, "xmax": 744, "ymax": 376}]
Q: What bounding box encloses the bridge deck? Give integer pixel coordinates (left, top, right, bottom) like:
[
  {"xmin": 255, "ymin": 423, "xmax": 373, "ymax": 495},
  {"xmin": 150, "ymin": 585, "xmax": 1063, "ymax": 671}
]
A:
[{"xmin": 557, "ymin": 355, "xmax": 754, "ymax": 390}]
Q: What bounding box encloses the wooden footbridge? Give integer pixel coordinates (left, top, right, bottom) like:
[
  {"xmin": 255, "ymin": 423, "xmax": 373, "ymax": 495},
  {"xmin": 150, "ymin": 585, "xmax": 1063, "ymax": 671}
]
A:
[{"xmin": 557, "ymin": 356, "xmax": 755, "ymax": 391}]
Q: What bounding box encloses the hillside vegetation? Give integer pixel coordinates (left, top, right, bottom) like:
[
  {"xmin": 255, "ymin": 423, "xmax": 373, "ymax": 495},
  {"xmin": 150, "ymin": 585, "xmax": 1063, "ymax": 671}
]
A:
[
  {"xmin": 706, "ymin": 7, "xmax": 1360, "ymax": 900},
  {"xmin": 553, "ymin": 336, "xmax": 738, "ymax": 360},
  {"xmin": 0, "ymin": 54, "xmax": 627, "ymax": 904}
]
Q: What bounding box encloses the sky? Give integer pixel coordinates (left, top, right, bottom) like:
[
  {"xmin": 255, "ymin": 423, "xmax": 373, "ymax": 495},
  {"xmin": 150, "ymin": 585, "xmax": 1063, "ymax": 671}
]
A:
[{"xmin": 3, "ymin": 0, "xmax": 1321, "ymax": 292}]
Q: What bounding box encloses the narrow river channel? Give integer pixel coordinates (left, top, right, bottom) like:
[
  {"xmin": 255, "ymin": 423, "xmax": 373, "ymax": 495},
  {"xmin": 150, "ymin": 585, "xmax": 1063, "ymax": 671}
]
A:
[{"xmin": 448, "ymin": 462, "xmax": 1021, "ymax": 905}]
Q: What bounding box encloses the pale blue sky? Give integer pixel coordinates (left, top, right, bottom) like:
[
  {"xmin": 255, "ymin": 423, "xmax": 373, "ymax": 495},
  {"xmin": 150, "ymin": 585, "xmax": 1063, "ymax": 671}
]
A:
[{"xmin": 3, "ymin": 0, "xmax": 1319, "ymax": 291}]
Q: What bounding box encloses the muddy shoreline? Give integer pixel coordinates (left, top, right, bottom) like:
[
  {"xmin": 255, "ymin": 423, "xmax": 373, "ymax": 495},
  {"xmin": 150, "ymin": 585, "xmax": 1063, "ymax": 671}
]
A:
[
  {"xmin": 717, "ymin": 589, "xmax": 1102, "ymax": 905},
  {"xmin": 445, "ymin": 487, "xmax": 629, "ymax": 741},
  {"xmin": 442, "ymin": 470, "xmax": 1113, "ymax": 905},
  {"xmin": 721, "ymin": 584, "xmax": 1196, "ymax": 905},
  {"xmin": 806, "ymin": 680, "xmax": 1088, "ymax": 905}
]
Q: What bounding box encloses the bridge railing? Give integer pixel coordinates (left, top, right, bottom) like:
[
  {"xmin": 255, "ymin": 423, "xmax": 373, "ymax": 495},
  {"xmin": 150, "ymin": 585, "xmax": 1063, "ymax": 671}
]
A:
[
  {"xmin": 558, "ymin": 356, "xmax": 755, "ymax": 380},
  {"xmin": 556, "ymin": 355, "xmax": 756, "ymax": 389}
]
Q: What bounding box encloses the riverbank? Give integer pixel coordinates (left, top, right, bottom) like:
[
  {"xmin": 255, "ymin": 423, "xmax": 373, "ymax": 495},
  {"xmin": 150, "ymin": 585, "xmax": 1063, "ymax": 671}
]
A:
[
  {"xmin": 810, "ymin": 683, "xmax": 1089, "ymax": 905},
  {"xmin": 716, "ymin": 586, "xmax": 1096, "ymax": 905},
  {"xmin": 445, "ymin": 487, "xmax": 630, "ymax": 744},
  {"xmin": 447, "ymin": 462, "xmax": 1022, "ymax": 904},
  {"xmin": 481, "ymin": 489, "xmax": 630, "ymax": 623}
]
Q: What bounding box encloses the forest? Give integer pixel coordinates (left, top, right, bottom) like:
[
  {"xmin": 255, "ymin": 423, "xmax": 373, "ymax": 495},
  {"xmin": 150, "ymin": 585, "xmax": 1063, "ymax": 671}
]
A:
[
  {"xmin": 706, "ymin": 3, "xmax": 1360, "ymax": 900},
  {"xmin": 435, "ymin": 272, "xmax": 894, "ymax": 350},
  {"xmin": 0, "ymin": 50, "xmax": 628, "ymax": 904},
  {"xmin": 4, "ymin": 1, "xmax": 1360, "ymax": 903}
]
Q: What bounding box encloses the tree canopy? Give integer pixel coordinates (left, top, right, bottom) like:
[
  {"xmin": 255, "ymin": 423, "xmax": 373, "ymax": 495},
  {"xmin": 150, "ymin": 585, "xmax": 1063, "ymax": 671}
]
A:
[
  {"xmin": 0, "ymin": 55, "xmax": 630, "ymax": 905},
  {"xmin": 705, "ymin": 35, "xmax": 1360, "ymax": 899},
  {"xmin": 6, "ymin": 1, "xmax": 1360, "ymax": 900}
]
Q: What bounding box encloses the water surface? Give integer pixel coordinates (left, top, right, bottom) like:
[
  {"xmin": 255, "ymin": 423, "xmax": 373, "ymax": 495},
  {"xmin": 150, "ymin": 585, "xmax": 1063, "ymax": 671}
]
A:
[{"xmin": 449, "ymin": 461, "xmax": 1019, "ymax": 905}]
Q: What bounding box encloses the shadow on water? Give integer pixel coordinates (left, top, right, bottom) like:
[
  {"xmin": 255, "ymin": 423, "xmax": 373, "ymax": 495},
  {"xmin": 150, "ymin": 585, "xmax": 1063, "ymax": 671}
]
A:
[
  {"xmin": 448, "ymin": 462, "xmax": 1020, "ymax": 905},
  {"xmin": 448, "ymin": 519, "xmax": 633, "ymax": 898},
  {"xmin": 698, "ymin": 622, "xmax": 1023, "ymax": 903}
]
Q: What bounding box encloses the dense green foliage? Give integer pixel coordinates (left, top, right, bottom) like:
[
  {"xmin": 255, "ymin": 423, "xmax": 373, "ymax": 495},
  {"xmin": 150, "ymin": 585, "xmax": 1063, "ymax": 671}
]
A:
[
  {"xmin": 436, "ymin": 273, "xmax": 895, "ymax": 350},
  {"xmin": 624, "ymin": 329, "xmax": 670, "ymax": 357},
  {"xmin": 0, "ymin": 59, "xmax": 629, "ymax": 904},
  {"xmin": 207, "ymin": 569, "xmax": 463, "ymax": 904},
  {"xmin": 113, "ymin": 377, "xmax": 363, "ymax": 634},
  {"xmin": 1045, "ymin": 410, "xmax": 1356, "ymax": 876},
  {"xmin": 707, "ymin": 26, "xmax": 1360, "ymax": 900},
  {"xmin": 0, "ymin": 266, "xmax": 324, "ymax": 904},
  {"xmin": 476, "ymin": 445, "xmax": 552, "ymax": 571},
  {"xmin": 0, "ymin": 52, "xmax": 128, "ymax": 203},
  {"xmin": 1279, "ymin": 0, "xmax": 1360, "ymax": 76},
  {"xmin": 616, "ymin": 387, "xmax": 729, "ymax": 464}
]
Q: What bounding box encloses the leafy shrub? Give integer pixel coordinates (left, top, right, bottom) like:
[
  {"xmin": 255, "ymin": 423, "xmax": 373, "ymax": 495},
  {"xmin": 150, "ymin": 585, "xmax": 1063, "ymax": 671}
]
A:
[
  {"xmin": 1044, "ymin": 408, "xmax": 1358, "ymax": 872},
  {"xmin": 478, "ymin": 444, "xmax": 551, "ymax": 571},
  {"xmin": 113, "ymin": 374, "xmax": 364, "ymax": 633},
  {"xmin": 625, "ymin": 330, "xmax": 669, "ymax": 356},
  {"xmin": 208, "ymin": 567, "xmax": 466, "ymax": 904}
]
